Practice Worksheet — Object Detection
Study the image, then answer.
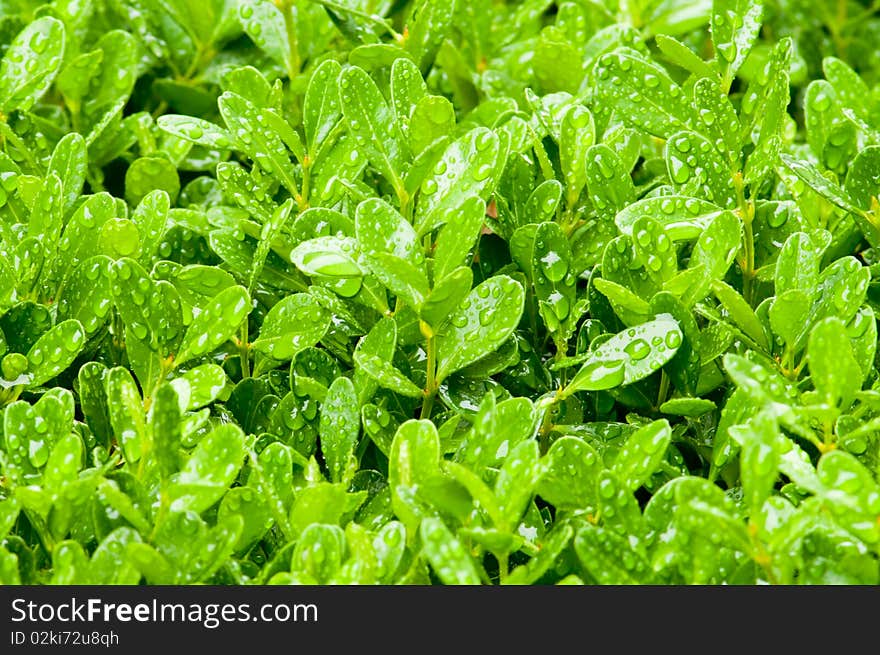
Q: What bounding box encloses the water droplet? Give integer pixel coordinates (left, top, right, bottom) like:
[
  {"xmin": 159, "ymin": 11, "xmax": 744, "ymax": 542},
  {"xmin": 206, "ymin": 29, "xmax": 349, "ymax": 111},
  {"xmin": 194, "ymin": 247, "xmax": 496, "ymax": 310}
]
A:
[
  {"xmin": 718, "ymin": 43, "xmax": 737, "ymax": 62},
  {"xmin": 624, "ymin": 338, "xmax": 650, "ymax": 360}
]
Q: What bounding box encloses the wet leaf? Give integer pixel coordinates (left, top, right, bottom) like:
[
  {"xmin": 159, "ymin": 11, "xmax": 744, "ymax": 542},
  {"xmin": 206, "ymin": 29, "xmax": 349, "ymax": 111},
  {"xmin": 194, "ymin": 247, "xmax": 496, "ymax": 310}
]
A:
[
  {"xmin": 435, "ymin": 275, "xmax": 525, "ymax": 383},
  {"xmin": 0, "ymin": 16, "xmax": 66, "ymax": 113},
  {"xmin": 175, "ymin": 286, "xmax": 251, "ymax": 368},
  {"xmin": 562, "ymin": 315, "xmax": 682, "ymax": 396},
  {"xmin": 168, "ymin": 424, "xmax": 247, "ymax": 514},
  {"xmin": 320, "ymin": 376, "xmax": 360, "ymax": 484}
]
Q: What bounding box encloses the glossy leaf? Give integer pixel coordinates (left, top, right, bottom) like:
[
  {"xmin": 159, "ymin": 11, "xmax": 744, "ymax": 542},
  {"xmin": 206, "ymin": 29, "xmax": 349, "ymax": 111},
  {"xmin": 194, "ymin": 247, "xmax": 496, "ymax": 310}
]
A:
[
  {"xmin": 435, "ymin": 275, "xmax": 525, "ymax": 383},
  {"xmin": 562, "ymin": 315, "xmax": 682, "ymax": 397}
]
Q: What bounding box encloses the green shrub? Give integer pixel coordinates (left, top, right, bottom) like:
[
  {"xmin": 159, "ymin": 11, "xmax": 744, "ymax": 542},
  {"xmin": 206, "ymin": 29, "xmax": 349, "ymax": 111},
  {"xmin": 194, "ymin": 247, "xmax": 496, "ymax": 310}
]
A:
[{"xmin": 0, "ymin": 0, "xmax": 879, "ymax": 585}]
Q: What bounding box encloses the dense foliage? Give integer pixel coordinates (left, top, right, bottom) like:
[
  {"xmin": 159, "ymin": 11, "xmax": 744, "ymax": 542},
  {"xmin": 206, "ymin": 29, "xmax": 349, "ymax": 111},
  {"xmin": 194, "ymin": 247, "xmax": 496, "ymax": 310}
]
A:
[{"xmin": 1, "ymin": 0, "xmax": 879, "ymax": 585}]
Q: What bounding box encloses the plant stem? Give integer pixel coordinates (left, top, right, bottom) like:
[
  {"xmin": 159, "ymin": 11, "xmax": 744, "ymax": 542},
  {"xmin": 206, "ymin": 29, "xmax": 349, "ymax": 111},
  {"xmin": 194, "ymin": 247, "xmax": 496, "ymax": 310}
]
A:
[
  {"xmin": 298, "ymin": 155, "xmax": 311, "ymax": 211},
  {"xmin": 239, "ymin": 320, "xmax": 251, "ymax": 378},
  {"xmin": 656, "ymin": 370, "xmax": 670, "ymax": 408},
  {"xmin": 280, "ymin": 0, "xmax": 301, "ymax": 80},
  {"xmin": 734, "ymin": 172, "xmax": 756, "ymax": 305},
  {"xmin": 420, "ymin": 327, "xmax": 437, "ymax": 420},
  {"xmin": 497, "ymin": 552, "xmax": 509, "ymax": 584}
]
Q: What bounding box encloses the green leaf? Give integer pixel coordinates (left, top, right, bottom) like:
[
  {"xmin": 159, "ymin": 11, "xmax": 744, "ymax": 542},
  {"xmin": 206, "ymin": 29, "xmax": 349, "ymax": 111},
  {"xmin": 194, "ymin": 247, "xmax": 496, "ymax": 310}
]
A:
[
  {"xmin": 594, "ymin": 47, "xmax": 693, "ymax": 138},
  {"xmin": 111, "ymin": 258, "xmax": 183, "ymax": 356},
  {"xmin": 710, "ymin": 279, "xmax": 768, "ymax": 349},
  {"xmin": 405, "ymin": 0, "xmax": 457, "ymax": 73},
  {"xmin": 419, "ymin": 266, "xmax": 473, "ymax": 331},
  {"xmin": 574, "ymin": 525, "xmax": 650, "ymax": 584},
  {"xmin": 56, "ymin": 256, "xmax": 113, "ymax": 337},
  {"xmin": 26, "ymin": 320, "xmax": 85, "ymax": 388},
  {"xmin": 219, "ymin": 486, "xmax": 271, "ymax": 552},
  {"xmin": 238, "ymin": 0, "xmax": 292, "ymax": 73},
  {"xmin": 172, "ymin": 364, "xmax": 229, "ymax": 411},
  {"xmin": 47, "ymin": 133, "xmax": 87, "ymax": 214},
  {"xmin": 50, "ymin": 192, "xmax": 115, "ymax": 291},
  {"xmin": 27, "ymin": 173, "xmax": 64, "ymax": 247},
  {"xmin": 420, "ymin": 517, "xmax": 481, "ymax": 584},
  {"xmin": 389, "ymin": 419, "xmax": 440, "ymax": 531},
  {"xmin": 494, "ymin": 439, "xmax": 543, "ymax": 528},
  {"xmin": 659, "ymin": 397, "xmax": 716, "ymax": 417},
  {"xmin": 435, "ymin": 275, "xmax": 525, "ymax": 383},
  {"xmin": 218, "ymin": 92, "xmax": 299, "ymax": 195},
  {"xmin": 559, "ymin": 104, "xmax": 595, "ymax": 205},
  {"xmin": 168, "ymin": 424, "xmax": 247, "ymax": 514},
  {"xmin": 808, "ymin": 317, "xmax": 861, "ymax": 412},
  {"xmin": 562, "ymin": 315, "xmax": 682, "ymax": 397},
  {"xmin": 822, "ymin": 56, "xmax": 875, "ymax": 128},
  {"xmin": 304, "ymin": 59, "xmax": 343, "ymax": 159},
  {"xmin": 150, "ymin": 383, "xmax": 181, "ymax": 481},
  {"xmin": 732, "ymin": 412, "xmax": 780, "ymax": 515},
  {"xmin": 779, "ymin": 153, "xmax": 862, "ymax": 213},
  {"xmin": 291, "ymin": 524, "xmax": 345, "ymax": 583},
  {"xmin": 409, "ymin": 95, "xmax": 456, "ymax": 155},
  {"xmin": 252, "ymin": 293, "xmax": 330, "ymax": 366},
  {"xmin": 356, "ymin": 197, "xmax": 428, "ymax": 308},
  {"xmin": 90, "ymin": 528, "xmax": 142, "ymax": 584},
  {"xmin": 125, "ymin": 156, "xmax": 180, "ymax": 207},
  {"xmin": 290, "ymin": 236, "xmax": 364, "ymax": 279},
  {"xmin": 682, "ymin": 210, "xmax": 741, "ymax": 306},
  {"xmin": 432, "ymin": 196, "xmax": 484, "ymax": 281},
  {"xmin": 666, "ymin": 130, "xmax": 736, "ymax": 206},
  {"xmin": 769, "ymin": 289, "xmax": 811, "ymax": 349},
  {"xmin": 504, "ymin": 523, "xmax": 574, "ymax": 585},
  {"xmin": 339, "ymin": 66, "xmax": 406, "ymax": 194},
  {"xmin": 774, "ymin": 230, "xmax": 829, "ymax": 296},
  {"xmin": 156, "ymin": 115, "xmax": 233, "ymax": 149},
  {"xmin": 816, "ymin": 451, "xmax": 880, "ymax": 544},
  {"xmin": 288, "ymin": 482, "xmax": 365, "ymax": 537},
  {"xmin": 612, "ymin": 420, "xmax": 672, "ymax": 491},
  {"xmin": 134, "ymin": 190, "xmax": 171, "ymax": 266},
  {"xmin": 415, "ymin": 127, "xmax": 501, "ymax": 234},
  {"xmin": 105, "ymin": 366, "xmax": 146, "ymax": 464},
  {"xmin": 615, "ymin": 195, "xmax": 724, "ymax": 241},
  {"xmin": 320, "ymin": 376, "xmax": 360, "ymax": 484},
  {"xmin": 355, "ymin": 352, "xmax": 423, "ymax": 398},
  {"xmin": 538, "ymin": 435, "xmax": 602, "ymax": 514},
  {"xmin": 691, "ymin": 77, "xmax": 742, "ymax": 165},
  {"xmin": 631, "ymin": 217, "xmax": 677, "ymax": 285},
  {"xmin": 845, "ymin": 146, "xmax": 880, "ymax": 210},
  {"xmin": 585, "ymin": 144, "xmax": 635, "ymax": 219},
  {"xmin": 175, "ymin": 286, "xmax": 251, "ymax": 368},
  {"xmin": 0, "ymin": 16, "xmax": 66, "ymax": 113},
  {"xmin": 711, "ymin": 0, "xmax": 764, "ymax": 90},
  {"xmin": 804, "ymin": 81, "xmax": 856, "ymax": 175}
]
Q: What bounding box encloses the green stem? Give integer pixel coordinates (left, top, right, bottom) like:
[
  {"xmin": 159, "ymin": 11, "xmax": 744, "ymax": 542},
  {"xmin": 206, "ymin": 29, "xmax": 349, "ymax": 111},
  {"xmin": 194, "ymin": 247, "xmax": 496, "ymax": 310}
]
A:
[
  {"xmin": 734, "ymin": 172, "xmax": 756, "ymax": 306},
  {"xmin": 497, "ymin": 551, "xmax": 509, "ymax": 584},
  {"xmin": 656, "ymin": 370, "xmax": 670, "ymax": 408},
  {"xmin": 537, "ymin": 392, "xmax": 562, "ymax": 453},
  {"xmin": 742, "ymin": 217, "xmax": 755, "ymax": 305},
  {"xmin": 749, "ymin": 524, "xmax": 780, "ymax": 585},
  {"xmin": 400, "ymin": 188, "xmax": 413, "ymax": 224},
  {"xmin": 299, "ymin": 156, "xmax": 311, "ymax": 211},
  {"xmin": 420, "ymin": 327, "xmax": 437, "ymax": 420},
  {"xmin": 239, "ymin": 319, "xmax": 251, "ymax": 379},
  {"xmin": 280, "ymin": 1, "xmax": 301, "ymax": 80}
]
